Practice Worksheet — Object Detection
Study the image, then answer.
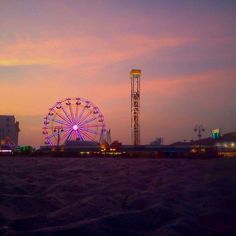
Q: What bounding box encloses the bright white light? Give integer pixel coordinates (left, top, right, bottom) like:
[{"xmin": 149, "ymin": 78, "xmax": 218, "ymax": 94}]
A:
[
  {"xmin": 231, "ymin": 143, "xmax": 235, "ymax": 147},
  {"xmin": 73, "ymin": 125, "xmax": 78, "ymax": 130},
  {"xmin": 0, "ymin": 150, "xmax": 12, "ymax": 153}
]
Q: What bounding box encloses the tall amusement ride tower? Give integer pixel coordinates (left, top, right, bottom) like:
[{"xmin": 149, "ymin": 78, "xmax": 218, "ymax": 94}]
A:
[{"xmin": 130, "ymin": 69, "xmax": 141, "ymax": 145}]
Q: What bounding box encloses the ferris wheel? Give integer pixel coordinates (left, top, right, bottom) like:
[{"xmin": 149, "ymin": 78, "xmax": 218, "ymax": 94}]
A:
[{"xmin": 42, "ymin": 97, "xmax": 106, "ymax": 146}]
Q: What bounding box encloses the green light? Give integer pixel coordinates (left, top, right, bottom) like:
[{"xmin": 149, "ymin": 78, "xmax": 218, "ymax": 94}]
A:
[
  {"xmin": 211, "ymin": 129, "xmax": 221, "ymax": 140},
  {"xmin": 19, "ymin": 146, "xmax": 33, "ymax": 152}
]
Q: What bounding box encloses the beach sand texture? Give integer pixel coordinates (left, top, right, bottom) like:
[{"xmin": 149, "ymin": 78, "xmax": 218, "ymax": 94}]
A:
[{"xmin": 0, "ymin": 157, "xmax": 236, "ymax": 235}]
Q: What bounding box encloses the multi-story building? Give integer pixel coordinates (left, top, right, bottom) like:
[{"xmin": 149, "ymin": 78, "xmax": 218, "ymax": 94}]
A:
[{"xmin": 0, "ymin": 115, "xmax": 20, "ymax": 145}]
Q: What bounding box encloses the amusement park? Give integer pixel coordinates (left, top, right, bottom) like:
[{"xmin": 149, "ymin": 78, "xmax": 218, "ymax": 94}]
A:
[
  {"xmin": 1, "ymin": 2, "xmax": 236, "ymax": 236},
  {"xmin": 1, "ymin": 69, "xmax": 236, "ymax": 158}
]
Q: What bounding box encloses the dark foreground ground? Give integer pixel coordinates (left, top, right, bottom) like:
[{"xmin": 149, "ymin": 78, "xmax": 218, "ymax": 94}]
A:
[{"xmin": 0, "ymin": 157, "xmax": 236, "ymax": 236}]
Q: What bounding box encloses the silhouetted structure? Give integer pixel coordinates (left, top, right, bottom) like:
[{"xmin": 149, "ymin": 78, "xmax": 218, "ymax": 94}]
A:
[
  {"xmin": 130, "ymin": 69, "xmax": 141, "ymax": 146},
  {"xmin": 0, "ymin": 115, "xmax": 20, "ymax": 145},
  {"xmin": 150, "ymin": 137, "xmax": 163, "ymax": 146},
  {"xmin": 171, "ymin": 131, "xmax": 236, "ymax": 146}
]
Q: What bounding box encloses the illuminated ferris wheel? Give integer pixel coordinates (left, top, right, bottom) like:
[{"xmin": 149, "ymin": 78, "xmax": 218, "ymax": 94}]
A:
[{"xmin": 42, "ymin": 97, "xmax": 106, "ymax": 146}]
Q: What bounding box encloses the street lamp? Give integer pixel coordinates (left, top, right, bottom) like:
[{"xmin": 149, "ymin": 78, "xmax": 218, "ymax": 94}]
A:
[
  {"xmin": 53, "ymin": 126, "xmax": 64, "ymax": 147},
  {"xmin": 194, "ymin": 124, "xmax": 205, "ymax": 151}
]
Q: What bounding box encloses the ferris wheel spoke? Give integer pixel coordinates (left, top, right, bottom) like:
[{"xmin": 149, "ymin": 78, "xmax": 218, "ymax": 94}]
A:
[
  {"xmin": 71, "ymin": 131, "xmax": 77, "ymax": 140},
  {"xmin": 45, "ymin": 138, "xmax": 53, "ymax": 145},
  {"xmin": 74, "ymin": 103, "xmax": 80, "ymax": 123},
  {"xmin": 61, "ymin": 105, "xmax": 73, "ymax": 125},
  {"xmin": 62, "ymin": 127, "xmax": 76, "ymax": 142},
  {"xmin": 53, "ymin": 110, "xmax": 69, "ymax": 124},
  {"xmin": 79, "ymin": 129, "xmax": 94, "ymax": 141},
  {"xmin": 50, "ymin": 127, "xmax": 72, "ymax": 145},
  {"xmin": 63, "ymin": 127, "xmax": 73, "ymax": 138},
  {"xmin": 47, "ymin": 117, "xmax": 67, "ymax": 126},
  {"xmin": 68, "ymin": 103, "xmax": 75, "ymax": 123},
  {"xmin": 64, "ymin": 129, "xmax": 74, "ymax": 142},
  {"xmin": 76, "ymin": 106, "xmax": 86, "ymax": 124},
  {"xmin": 60, "ymin": 129, "xmax": 72, "ymax": 142},
  {"xmin": 62, "ymin": 126, "xmax": 73, "ymax": 132},
  {"xmin": 76, "ymin": 130, "xmax": 84, "ymax": 141},
  {"xmin": 79, "ymin": 116, "xmax": 97, "ymax": 126},
  {"xmin": 80, "ymin": 127, "xmax": 97, "ymax": 135},
  {"xmin": 47, "ymin": 132, "xmax": 59, "ymax": 140},
  {"xmin": 79, "ymin": 109, "xmax": 93, "ymax": 124},
  {"xmin": 83, "ymin": 124, "xmax": 103, "ymax": 128}
]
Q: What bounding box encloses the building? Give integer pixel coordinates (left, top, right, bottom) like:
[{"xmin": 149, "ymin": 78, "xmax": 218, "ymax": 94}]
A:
[
  {"xmin": 171, "ymin": 131, "xmax": 236, "ymax": 147},
  {"xmin": 63, "ymin": 139, "xmax": 100, "ymax": 152},
  {"xmin": 150, "ymin": 137, "xmax": 163, "ymax": 146},
  {"xmin": 0, "ymin": 115, "xmax": 20, "ymax": 145}
]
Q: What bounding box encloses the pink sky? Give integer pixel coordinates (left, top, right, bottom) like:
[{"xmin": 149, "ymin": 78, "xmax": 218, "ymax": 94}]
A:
[{"xmin": 0, "ymin": 1, "xmax": 236, "ymax": 147}]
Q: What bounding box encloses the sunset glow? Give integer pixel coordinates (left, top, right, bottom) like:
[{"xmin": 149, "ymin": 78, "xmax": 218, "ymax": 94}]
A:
[{"xmin": 0, "ymin": 0, "xmax": 236, "ymax": 147}]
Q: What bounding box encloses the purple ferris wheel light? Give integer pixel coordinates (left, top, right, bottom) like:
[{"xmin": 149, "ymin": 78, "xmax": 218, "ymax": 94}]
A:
[{"xmin": 42, "ymin": 97, "xmax": 106, "ymax": 146}]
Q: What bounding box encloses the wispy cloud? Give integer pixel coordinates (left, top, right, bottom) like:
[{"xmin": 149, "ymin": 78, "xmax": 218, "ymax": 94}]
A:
[
  {"xmin": 142, "ymin": 68, "xmax": 236, "ymax": 110},
  {"xmin": 0, "ymin": 35, "xmax": 194, "ymax": 68},
  {"xmin": 0, "ymin": 58, "xmax": 58, "ymax": 66}
]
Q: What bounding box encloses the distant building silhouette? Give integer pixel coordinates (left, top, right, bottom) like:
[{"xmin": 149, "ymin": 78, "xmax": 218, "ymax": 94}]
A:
[
  {"xmin": 170, "ymin": 131, "xmax": 236, "ymax": 147},
  {"xmin": 150, "ymin": 137, "xmax": 163, "ymax": 146},
  {"xmin": 0, "ymin": 115, "xmax": 20, "ymax": 145}
]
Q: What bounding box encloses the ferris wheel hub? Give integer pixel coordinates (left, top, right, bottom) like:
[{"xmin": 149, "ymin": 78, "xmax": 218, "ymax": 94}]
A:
[{"xmin": 73, "ymin": 125, "xmax": 78, "ymax": 130}]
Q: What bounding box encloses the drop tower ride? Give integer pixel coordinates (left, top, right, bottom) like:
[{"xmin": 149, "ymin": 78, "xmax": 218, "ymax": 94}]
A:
[{"xmin": 130, "ymin": 69, "xmax": 141, "ymax": 146}]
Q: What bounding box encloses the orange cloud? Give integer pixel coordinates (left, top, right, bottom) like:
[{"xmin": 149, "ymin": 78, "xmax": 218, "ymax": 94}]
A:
[{"xmin": 0, "ymin": 35, "xmax": 194, "ymax": 68}]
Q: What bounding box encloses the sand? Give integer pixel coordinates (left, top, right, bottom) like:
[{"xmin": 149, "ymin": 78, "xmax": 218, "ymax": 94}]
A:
[{"xmin": 0, "ymin": 157, "xmax": 236, "ymax": 235}]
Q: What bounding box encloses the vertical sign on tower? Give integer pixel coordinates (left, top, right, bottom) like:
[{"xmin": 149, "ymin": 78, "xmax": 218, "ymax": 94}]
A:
[{"xmin": 130, "ymin": 69, "xmax": 141, "ymax": 146}]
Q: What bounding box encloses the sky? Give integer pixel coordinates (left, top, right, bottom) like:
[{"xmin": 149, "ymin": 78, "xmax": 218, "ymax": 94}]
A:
[{"xmin": 0, "ymin": 0, "xmax": 236, "ymax": 147}]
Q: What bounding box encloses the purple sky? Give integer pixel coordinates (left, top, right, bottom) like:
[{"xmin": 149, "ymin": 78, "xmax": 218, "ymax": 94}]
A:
[{"xmin": 0, "ymin": 0, "xmax": 236, "ymax": 147}]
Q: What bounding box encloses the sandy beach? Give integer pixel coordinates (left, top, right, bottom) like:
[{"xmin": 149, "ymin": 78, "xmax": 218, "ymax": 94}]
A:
[{"xmin": 0, "ymin": 157, "xmax": 236, "ymax": 235}]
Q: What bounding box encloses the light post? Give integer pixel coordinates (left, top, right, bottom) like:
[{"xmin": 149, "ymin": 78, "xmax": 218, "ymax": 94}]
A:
[
  {"xmin": 194, "ymin": 124, "xmax": 205, "ymax": 152},
  {"xmin": 53, "ymin": 126, "xmax": 64, "ymax": 148}
]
